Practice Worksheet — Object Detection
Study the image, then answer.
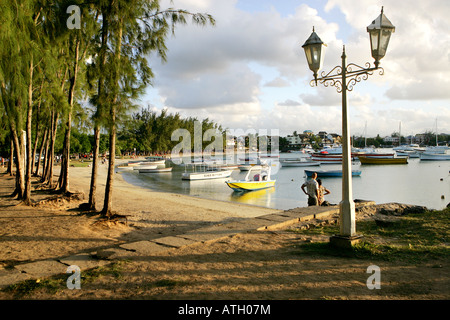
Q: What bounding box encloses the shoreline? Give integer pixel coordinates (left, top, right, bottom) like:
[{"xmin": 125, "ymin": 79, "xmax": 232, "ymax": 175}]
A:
[
  {"xmin": 0, "ymin": 161, "xmax": 280, "ymax": 266},
  {"xmin": 1, "ymin": 163, "xmax": 448, "ymax": 300}
]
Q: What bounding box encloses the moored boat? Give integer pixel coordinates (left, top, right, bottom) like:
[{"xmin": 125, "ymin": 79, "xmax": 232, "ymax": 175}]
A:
[
  {"xmin": 358, "ymin": 156, "xmax": 408, "ymax": 164},
  {"xmin": 419, "ymin": 153, "xmax": 450, "ymax": 161},
  {"xmin": 138, "ymin": 167, "xmax": 173, "ymax": 173},
  {"xmin": 280, "ymin": 158, "xmax": 320, "ymax": 167},
  {"xmin": 304, "ymin": 169, "xmax": 361, "ymax": 177},
  {"xmin": 311, "ymin": 153, "xmax": 344, "ymax": 164},
  {"xmin": 226, "ymin": 166, "xmax": 275, "ymax": 192},
  {"xmin": 182, "ymin": 163, "xmax": 233, "ymax": 180}
]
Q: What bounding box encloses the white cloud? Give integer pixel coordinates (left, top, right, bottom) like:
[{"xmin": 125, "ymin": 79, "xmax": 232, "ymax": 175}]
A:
[{"xmin": 144, "ymin": 0, "xmax": 450, "ymax": 137}]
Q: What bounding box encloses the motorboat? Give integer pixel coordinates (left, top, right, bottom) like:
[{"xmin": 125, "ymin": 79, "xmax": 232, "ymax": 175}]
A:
[
  {"xmin": 280, "ymin": 158, "xmax": 320, "ymax": 167},
  {"xmin": 182, "ymin": 163, "xmax": 233, "ymax": 180},
  {"xmin": 304, "ymin": 169, "xmax": 361, "ymax": 178},
  {"xmin": 358, "ymin": 156, "xmax": 408, "ymax": 164},
  {"xmin": 144, "ymin": 156, "xmax": 167, "ymax": 165},
  {"xmin": 138, "ymin": 167, "xmax": 173, "ymax": 173},
  {"xmin": 311, "ymin": 153, "xmax": 343, "ymax": 164},
  {"xmin": 132, "ymin": 164, "xmax": 158, "ymax": 170},
  {"xmin": 226, "ymin": 166, "xmax": 275, "ymax": 192},
  {"xmin": 419, "ymin": 153, "xmax": 450, "ymax": 161}
]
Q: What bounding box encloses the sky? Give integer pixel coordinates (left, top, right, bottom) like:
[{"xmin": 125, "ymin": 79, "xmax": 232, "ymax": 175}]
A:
[{"xmin": 141, "ymin": 0, "xmax": 450, "ymax": 138}]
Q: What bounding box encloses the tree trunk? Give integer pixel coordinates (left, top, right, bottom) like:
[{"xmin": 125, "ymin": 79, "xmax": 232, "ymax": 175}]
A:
[
  {"xmin": 89, "ymin": 3, "xmax": 110, "ymax": 212},
  {"xmin": 88, "ymin": 125, "xmax": 100, "ymax": 211},
  {"xmin": 102, "ymin": 21, "xmax": 122, "ymax": 217},
  {"xmin": 10, "ymin": 127, "xmax": 25, "ymax": 199},
  {"xmin": 35, "ymin": 128, "xmax": 47, "ymax": 176},
  {"xmin": 60, "ymin": 38, "xmax": 80, "ymax": 194},
  {"xmin": 41, "ymin": 126, "xmax": 49, "ymax": 180},
  {"xmin": 8, "ymin": 139, "xmax": 13, "ymax": 176},
  {"xmin": 23, "ymin": 58, "xmax": 34, "ymax": 205},
  {"xmin": 43, "ymin": 111, "xmax": 58, "ymax": 188}
]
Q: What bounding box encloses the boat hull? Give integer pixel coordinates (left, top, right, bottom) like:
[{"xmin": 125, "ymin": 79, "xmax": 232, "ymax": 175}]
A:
[
  {"xmin": 304, "ymin": 170, "xmax": 361, "ymax": 177},
  {"xmin": 419, "ymin": 153, "xmax": 450, "ymax": 161},
  {"xmin": 280, "ymin": 160, "xmax": 320, "ymax": 167},
  {"xmin": 182, "ymin": 169, "xmax": 233, "ymax": 180},
  {"xmin": 358, "ymin": 156, "xmax": 408, "ymax": 164},
  {"xmin": 138, "ymin": 167, "xmax": 173, "ymax": 173},
  {"xmin": 226, "ymin": 180, "xmax": 276, "ymax": 192}
]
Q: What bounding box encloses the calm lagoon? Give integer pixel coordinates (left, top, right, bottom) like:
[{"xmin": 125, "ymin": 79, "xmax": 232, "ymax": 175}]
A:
[{"xmin": 120, "ymin": 151, "xmax": 450, "ymax": 211}]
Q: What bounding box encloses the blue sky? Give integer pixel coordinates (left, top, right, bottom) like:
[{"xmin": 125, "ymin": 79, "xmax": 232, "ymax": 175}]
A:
[{"xmin": 142, "ymin": 0, "xmax": 450, "ymax": 138}]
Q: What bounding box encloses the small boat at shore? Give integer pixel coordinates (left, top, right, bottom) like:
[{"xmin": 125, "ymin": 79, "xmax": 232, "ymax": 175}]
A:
[
  {"xmin": 226, "ymin": 166, "xmax": 275, "ymax": 192},
  {"xmin": 358, "ymin": 156, "xmax": 408, "ymax": 165},
  {"xmin": 305, "ymin": 169, "xmax": 361, "ymax": 178},
  {"xmin": 138, "ymin": 167, "xmax": 173, "ymax": 173},
  {"xmin": 132, "ymin": 164, "xmax": 158, "ymax": 170}
]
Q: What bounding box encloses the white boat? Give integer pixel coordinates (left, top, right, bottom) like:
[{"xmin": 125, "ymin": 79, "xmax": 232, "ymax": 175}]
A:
[
  {"xmin": 181, "ymin": 163, "xmax": 233, "ymax": 180},
  {"xmin": 419, "ymin": 153, "xmax": 450, "ymax": 161},
  {"xmin": 132, "ymin": 164, "xmax": 158, "ymax": 170},
  {"xmin": 138, "ymin": 167, "xmax": 173, "ymax": 173},
  {"xmin": 280, "ymin": 158, "xmax": 320, "ymax": 167},
  {"xmin": 424, "ymin": 146, "xmax": 450, "ymax": 154},
  {"xmin": 396, "ymin": 150, "xmax": 420, "ymax": 158},
  {"xmin": 144, "ymin": 156, "xmax": 167, "ymax": 165},
  {"xmin": 318, "ymin": 145, "xmax": 342, "ymax": 154}
]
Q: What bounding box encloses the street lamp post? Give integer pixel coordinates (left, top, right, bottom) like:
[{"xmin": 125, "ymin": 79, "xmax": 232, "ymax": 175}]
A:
[{"xmin": 302, "ymin": 7, "xmax": 395, "ymax": 247}]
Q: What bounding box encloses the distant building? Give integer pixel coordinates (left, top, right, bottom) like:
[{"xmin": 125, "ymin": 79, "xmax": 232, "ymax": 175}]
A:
[{"xmin": 383, "ymin": 136, "xmax": 399, "ymax": 144}]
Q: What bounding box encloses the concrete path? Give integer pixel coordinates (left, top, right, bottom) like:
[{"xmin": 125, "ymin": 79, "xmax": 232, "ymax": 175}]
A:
[{"xmin": 0, "ymin": 204, "xmax": 357, "ymax": 289}]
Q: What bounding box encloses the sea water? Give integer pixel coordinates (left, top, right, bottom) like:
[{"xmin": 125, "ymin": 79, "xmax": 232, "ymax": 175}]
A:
[{"xmin": 120, "ymin": 151, "xmax": 450, "ymax": 211}]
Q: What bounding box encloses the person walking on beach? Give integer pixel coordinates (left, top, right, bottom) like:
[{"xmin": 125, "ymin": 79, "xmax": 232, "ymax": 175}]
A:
[
  {"xmin": 301, "ymin": 172, "xmax": 319, "ymax": 206},
  {"xmin": 317, "ymin": 179, "xmax": 331, "ymax": 206}
]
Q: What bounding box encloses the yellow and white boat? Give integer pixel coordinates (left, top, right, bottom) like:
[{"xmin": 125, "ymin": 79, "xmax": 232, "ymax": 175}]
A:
[{"xmin": 226, "ymin": 166, "xmax": 276, "ymax": 192}]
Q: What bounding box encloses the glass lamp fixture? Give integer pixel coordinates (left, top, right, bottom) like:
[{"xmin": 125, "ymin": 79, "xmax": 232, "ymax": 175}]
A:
[
  {"xmin": 367, "ymin": 7, "xmax": 395, "ymax": 68},
  {"xmin": 302, "ymin": 27, "xmax": 326, "ymax": 84}
]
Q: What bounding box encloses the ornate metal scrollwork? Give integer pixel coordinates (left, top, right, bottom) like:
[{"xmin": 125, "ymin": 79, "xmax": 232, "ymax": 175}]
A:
[{"xmin": 310, "ymin": 61, "xmax": 384, "ymax": 93}]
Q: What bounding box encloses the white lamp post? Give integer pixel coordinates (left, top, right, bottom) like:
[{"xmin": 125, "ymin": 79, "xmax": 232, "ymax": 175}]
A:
[{"xmin": 302, "ymin": 7, "xmax": 395, "ymax": 247}]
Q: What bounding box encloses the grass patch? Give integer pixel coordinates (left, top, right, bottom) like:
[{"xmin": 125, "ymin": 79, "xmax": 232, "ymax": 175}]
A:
[
  {"xmin": 69, "ymin": 160, "xmax": 93, "ymax": 167},
  {"xmin": 149, "ymin": 279, "xmax": 190, "ymax": 289},
  {"xmin": 290, "ymin": 207, "xmax": 450, "ymax": 263},
  {"xmin": 1, "ymin": 261, "xmax": 127, "ymax": 298}
]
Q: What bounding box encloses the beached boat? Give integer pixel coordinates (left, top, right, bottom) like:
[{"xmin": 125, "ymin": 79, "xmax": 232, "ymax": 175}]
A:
[
  {"xmin": 358, "ymin": 156, "xmax": 408, "ymax": 164},
  {"xmin": 304, "ymin": 169, "xmax": 361, "ymax": 178},
  {"xmin": 280, "ymin": 158, "xmax": 320, "ymax": 167},
  {"xmin": 138, "ymin": 167, "xmax": 173, "ymax": 173},
  {"xmin": 419, "ymin": 153, "xmax": 450, "ymax": 161},
  {"xmin": 226, "ymin": 166, "xmax": 275, "ymax": 192}
]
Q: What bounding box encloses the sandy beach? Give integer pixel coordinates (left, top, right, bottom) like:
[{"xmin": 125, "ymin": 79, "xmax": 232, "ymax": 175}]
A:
[
  {"xmin": 0, "ymin": 161, "xmax": 448, "ymax": 300},
  {"xmin": 0, "ymin": 160, "xmax": 279, "ymax": 265}
]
